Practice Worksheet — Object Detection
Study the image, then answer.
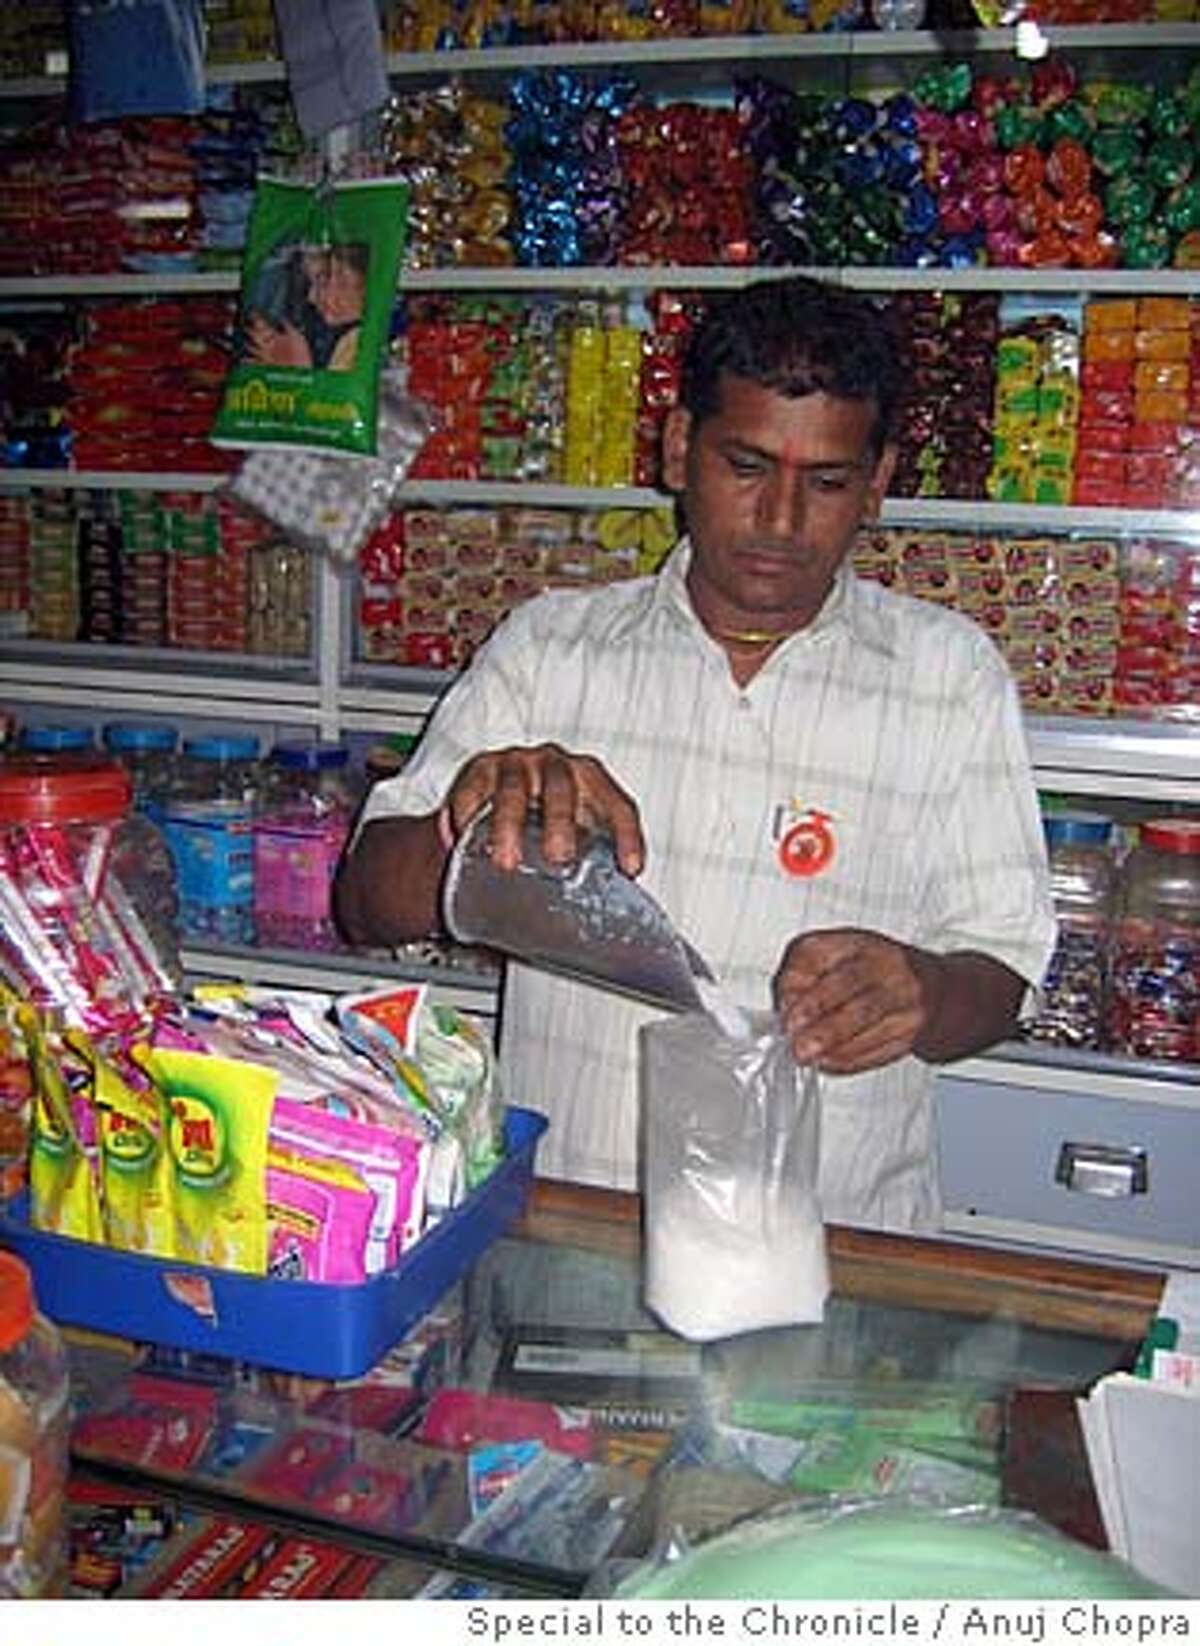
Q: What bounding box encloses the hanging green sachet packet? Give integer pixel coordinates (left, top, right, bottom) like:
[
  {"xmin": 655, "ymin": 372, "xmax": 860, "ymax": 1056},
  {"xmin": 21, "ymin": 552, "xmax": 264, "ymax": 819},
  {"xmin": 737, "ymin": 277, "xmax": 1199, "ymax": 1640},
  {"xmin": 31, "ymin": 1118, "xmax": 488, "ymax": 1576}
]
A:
[{"xmin": 212, "ymin": 175, "xmax": 407, "ymax": 456}]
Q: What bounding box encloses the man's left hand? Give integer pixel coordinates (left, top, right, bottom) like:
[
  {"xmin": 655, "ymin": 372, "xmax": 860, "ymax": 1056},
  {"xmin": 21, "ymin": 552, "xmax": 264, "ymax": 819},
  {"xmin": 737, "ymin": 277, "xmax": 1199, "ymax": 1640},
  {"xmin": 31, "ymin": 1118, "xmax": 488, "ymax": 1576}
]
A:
[{"xmin": 773, "ymin": 928, "xmax": 930, "ymax": 1074}]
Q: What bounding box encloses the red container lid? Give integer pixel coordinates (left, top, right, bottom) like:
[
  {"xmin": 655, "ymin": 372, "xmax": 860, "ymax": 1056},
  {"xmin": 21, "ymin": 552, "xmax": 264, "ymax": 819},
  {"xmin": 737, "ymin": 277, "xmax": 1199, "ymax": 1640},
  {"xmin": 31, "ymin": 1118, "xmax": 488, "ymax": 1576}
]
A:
[
  {"xmin": 0, "ymin": 752, "xmax": 131, "ymax": 825},
  {"xmin": 0, "ymin": 1250, "xmax": 33, "ymax": 1352},
  {"xmin": 1141, "ymin": 819, "xmax": 1200, "ymax": 856}
]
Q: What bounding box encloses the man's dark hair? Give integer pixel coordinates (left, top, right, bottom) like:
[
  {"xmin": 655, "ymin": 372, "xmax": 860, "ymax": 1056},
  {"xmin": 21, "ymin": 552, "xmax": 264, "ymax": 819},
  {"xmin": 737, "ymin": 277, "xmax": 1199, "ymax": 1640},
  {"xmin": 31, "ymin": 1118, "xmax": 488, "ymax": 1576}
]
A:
[{"xmin": 681, "ymin": 276, "xmax": 904, "ymax": 458}]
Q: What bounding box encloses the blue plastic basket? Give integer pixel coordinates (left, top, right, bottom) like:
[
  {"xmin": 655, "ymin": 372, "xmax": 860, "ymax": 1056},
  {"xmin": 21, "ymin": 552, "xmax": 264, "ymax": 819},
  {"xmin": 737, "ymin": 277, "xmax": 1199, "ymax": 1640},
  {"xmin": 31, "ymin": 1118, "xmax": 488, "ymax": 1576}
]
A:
[{"xmin": 0, "ymin": 1106, "xmax": 547, "ymax": 1379}]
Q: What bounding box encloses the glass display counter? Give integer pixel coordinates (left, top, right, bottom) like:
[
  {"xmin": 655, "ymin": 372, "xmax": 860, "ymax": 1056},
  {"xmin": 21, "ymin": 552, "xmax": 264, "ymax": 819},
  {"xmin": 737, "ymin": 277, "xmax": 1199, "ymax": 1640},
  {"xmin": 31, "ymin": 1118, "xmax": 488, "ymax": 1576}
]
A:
[{"xmin": 61, "ymin": 1183, "xmax": 1165, "ymax": 1601}]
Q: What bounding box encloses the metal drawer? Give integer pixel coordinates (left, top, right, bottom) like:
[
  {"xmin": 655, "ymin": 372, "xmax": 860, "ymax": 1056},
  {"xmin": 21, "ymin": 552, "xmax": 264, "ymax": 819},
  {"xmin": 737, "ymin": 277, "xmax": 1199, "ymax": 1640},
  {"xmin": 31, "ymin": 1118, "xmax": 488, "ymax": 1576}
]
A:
[{"xmin": 934, "ymin": 1051, "xmax": 1200, "ymax": 1268}]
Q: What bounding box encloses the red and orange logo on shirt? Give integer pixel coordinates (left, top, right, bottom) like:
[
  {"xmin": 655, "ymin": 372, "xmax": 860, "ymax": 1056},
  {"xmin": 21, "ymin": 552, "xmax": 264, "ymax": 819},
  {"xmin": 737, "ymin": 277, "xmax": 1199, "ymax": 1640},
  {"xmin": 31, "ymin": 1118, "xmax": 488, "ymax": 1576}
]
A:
[{"xmin": 774, "ymin": 805, "xmax": 836, "ymax": 879}]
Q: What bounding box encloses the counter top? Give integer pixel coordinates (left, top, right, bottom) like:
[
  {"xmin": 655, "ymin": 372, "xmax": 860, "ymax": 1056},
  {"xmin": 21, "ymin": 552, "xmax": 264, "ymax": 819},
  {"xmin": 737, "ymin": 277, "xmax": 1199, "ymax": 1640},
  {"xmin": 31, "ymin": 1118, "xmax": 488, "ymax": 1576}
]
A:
[
  {"xmin": 516, "ymin": 1178, "xmax": 1166, "ymax": 1342},
  {"xmin": 62, "ymin": 1179, "xmax": 1168, "ymax": 1598}
]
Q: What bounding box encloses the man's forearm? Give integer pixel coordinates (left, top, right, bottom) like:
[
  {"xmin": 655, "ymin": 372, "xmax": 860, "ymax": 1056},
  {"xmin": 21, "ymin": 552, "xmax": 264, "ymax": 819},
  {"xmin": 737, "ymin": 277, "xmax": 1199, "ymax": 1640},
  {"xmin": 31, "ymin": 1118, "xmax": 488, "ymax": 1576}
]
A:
[
  {"xmin": 333, "ymin": 813, "xmax": 447, "ymax": 947},
  {"xmin": 906, "ymin": 948, "xmax": 1027, "ymax": 1065}
]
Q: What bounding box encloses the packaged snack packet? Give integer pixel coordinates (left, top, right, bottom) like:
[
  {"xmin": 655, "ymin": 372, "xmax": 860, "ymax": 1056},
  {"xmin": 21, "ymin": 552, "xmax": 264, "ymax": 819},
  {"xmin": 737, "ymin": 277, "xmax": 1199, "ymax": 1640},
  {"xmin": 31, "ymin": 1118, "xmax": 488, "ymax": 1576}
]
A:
[
  {"xmin": 336, "ymin": 986, "xmax": 503, "ymax": 1196},
  {"xmin": 270, "ymin": 1096, "xmax": 429, "ymax": 1268},
  {"xmin": 266, "ymin": 1143, "xmax": 374, "ymax": 1284},
  {"xmin": 212, "ymin": 176, "xmax": 408, "ymax": 458},
  {"xmin": 76, "ymin": 1032, "xmax": 176, "ymax": 1259},
  {"xmin": 178, "ymin": 998, "xmax": 408, "ymax": 1129},
  {"xmin": 26, "ymin": 1010, "xmax": 105, "ymax": 1246},
  {"xmin": 0, "ymin": 990, "xmax": 33, "ymax": 1202},
  {"xmin": 136, "ymin": 1047, "xmax": 275, "ymax": 1274},
  {"xmin": 334, "ymin": 985, "xmax": 442, "ymax": 1132},
  {"xmin": 414, "ymin": 999, "xmax": 504, "ymax": 1190}
]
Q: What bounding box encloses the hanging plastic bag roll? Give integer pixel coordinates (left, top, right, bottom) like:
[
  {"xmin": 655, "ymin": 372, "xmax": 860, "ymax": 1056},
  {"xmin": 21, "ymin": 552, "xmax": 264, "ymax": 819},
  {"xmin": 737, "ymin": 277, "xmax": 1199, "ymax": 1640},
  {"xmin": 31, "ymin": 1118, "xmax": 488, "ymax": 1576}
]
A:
[
  {"xmin": 641, "ymin": 1009, "xmax": 828, "ymax": 1342},
  {"xmin": 225, "ymin": 368, "xmax": 434, "ymax": 563},
  {"xmin": 212, "ymin": 175, "xmax": 407, "ymax": 458}
]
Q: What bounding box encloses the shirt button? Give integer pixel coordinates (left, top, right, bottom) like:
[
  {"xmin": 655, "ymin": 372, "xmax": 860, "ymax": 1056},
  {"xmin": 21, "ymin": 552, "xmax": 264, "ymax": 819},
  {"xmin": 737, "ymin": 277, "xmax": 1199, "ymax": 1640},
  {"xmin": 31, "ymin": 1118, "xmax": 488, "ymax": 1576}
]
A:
[{"xmin": 738, "ymin": 696, "xmax": 751, "ymax": 711}]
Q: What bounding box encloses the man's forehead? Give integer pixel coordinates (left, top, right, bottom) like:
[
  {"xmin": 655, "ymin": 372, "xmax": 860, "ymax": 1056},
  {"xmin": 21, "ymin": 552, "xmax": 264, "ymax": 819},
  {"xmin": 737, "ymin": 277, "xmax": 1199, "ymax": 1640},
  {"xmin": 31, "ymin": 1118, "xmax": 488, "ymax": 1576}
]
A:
[{"xmin": 713, "ymin": 369, "xmax": 877, "ymax": 420}]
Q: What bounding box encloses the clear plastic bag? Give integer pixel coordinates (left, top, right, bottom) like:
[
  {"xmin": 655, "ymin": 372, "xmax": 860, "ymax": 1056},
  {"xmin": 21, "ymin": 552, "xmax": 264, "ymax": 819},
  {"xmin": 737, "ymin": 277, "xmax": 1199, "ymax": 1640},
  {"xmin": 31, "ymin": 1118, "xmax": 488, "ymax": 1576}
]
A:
[{"xmin": 641, "ymin": 1010, "xmax": 829, "ymax": 1343}]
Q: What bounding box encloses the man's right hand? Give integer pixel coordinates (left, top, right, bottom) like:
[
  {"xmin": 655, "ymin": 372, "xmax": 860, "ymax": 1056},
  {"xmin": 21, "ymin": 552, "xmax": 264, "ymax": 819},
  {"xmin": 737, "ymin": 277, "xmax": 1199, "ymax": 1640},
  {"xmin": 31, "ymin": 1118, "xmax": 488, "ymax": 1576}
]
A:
[
  {"xmin": 445, "ymin": 742, "xmax": 644, "ymax": 876},
  {"xmin": 334, "ymin": 742, "xmax": 644, "ymax": 950}
]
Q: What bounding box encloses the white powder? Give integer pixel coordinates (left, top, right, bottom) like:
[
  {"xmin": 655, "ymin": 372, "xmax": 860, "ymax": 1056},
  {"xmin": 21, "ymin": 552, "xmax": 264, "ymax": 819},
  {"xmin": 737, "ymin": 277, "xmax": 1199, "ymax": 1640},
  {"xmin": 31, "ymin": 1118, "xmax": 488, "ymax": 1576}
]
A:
[
  {"xmin": 645, "ymin": 1179, "xmax": 829, "ymax": 1342},
  {"xmin": 695, "ymin": 978, "xmax": 751, "ymax": 1041}
]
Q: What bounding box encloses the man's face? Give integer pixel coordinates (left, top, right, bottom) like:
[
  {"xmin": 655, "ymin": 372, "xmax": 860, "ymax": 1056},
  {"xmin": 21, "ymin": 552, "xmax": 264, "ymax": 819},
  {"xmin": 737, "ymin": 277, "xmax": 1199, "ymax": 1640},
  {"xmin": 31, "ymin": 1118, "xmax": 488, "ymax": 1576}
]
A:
[{"xmin": 663, "ymin": 372, "xmax": 896, "ymax": 633}]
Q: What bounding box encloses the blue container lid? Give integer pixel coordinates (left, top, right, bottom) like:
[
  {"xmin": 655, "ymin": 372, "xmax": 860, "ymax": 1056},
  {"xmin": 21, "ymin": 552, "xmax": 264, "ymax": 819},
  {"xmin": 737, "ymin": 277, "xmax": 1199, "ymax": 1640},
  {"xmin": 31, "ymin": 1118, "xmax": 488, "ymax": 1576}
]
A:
[
  {"xmin": 20, "ymin": 725, "xmax": 95, "ymax": 752},
  {"xmin": 104, "ymin": 722, "xmax": 178, "ymax": 754},
  {"xmin": 1043, "ymin": 810, "xmax": 1113, "ymax": 849},
  {"xmin": 183, "ymin": 734, "xmax": 260, "ymax": 762},
  {"xmin": 271, "ymin": 740, "xmax": 350, "ymax": 772}
]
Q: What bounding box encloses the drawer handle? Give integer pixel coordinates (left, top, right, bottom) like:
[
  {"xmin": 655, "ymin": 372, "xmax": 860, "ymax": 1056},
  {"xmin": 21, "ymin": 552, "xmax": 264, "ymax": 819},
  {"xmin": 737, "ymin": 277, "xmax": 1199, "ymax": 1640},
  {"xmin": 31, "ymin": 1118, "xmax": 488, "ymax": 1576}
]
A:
[{"xmin": 1055, "ymin": 1141, "xmax": 1148, "ymax": 1198}]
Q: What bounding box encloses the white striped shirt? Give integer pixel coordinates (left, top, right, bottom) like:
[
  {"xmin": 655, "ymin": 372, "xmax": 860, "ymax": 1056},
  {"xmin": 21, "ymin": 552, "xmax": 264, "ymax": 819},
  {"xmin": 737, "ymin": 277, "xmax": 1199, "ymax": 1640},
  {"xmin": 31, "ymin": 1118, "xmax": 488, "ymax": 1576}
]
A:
[{"xmin": 362, "ymin": 541, "xmax": 1055, "ymax": 1231}]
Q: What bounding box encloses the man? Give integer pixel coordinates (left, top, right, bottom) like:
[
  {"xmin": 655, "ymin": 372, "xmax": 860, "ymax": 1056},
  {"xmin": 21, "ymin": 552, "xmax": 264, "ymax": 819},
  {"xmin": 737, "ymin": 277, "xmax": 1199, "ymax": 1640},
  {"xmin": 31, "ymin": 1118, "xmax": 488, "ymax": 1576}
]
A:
[{"xmin": 336, "ymin": 275, "xmax": 1054, "ymax": 1231}]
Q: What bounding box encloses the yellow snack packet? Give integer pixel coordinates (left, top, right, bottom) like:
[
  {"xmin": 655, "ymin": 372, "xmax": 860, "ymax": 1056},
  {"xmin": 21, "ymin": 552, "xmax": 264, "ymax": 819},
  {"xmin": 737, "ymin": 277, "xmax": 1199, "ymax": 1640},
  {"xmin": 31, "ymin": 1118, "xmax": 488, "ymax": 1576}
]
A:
[
  {"xmin": 25, "ymin": 1010, "xmax": 104, "ymax": 1247},
  {"xmin": 138, "ymin": 1048, "xmax": 275, "ymax": 1275},
  {"xmin": 76, "ymin": 1034, "xmax": 176, "ymax": 1260}
]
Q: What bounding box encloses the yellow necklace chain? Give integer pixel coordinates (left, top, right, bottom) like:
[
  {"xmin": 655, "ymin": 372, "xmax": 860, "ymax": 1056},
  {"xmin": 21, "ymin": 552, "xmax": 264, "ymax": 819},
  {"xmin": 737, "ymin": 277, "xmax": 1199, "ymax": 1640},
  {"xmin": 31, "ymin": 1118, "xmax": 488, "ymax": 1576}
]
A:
[{"xmin": 707, "ymin": 626, "xmax": 789, "ymax": 649}]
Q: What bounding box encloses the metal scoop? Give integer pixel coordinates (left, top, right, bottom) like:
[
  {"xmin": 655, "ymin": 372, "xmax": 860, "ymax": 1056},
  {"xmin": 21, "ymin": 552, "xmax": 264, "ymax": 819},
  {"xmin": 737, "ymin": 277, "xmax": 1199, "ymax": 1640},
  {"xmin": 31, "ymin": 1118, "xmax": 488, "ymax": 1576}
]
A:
[{"xmin": 442, "ymin": 807, "xmax": 714, "ymax": 1013}]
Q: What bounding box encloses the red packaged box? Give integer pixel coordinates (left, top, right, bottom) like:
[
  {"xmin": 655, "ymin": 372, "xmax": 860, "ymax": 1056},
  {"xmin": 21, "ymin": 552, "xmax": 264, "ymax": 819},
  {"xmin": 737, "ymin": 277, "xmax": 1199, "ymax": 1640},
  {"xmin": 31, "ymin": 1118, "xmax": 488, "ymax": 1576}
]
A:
[
  {"xmin": 1121, "ymin": 485, "xmax": 1169, "ymax": 511},
  {"xmin": 1128, "ymin": 422, "xmax": 1181, "ymax": 454},
  {"xmin": 1080, "ymin": 360, "xmax": 1135, "ymax": 393},
  {"xmin": 139, "ymin": 1520, "xmax": 276, "ymax": 1599},
  {"xmin": 1076, "ymin": 421, "xmax": 1130, "ymax": 453},
  {"xmin": 1079, "ymin": 389, "xmax": 1134, "ymax": 425},
  {"xmin": 1125, "ymin": 453, "xmax": 1171, "ymax": 491},
  {"xmin": 305, "ymin": 1459, "xmax": 410, "ymax": 1530},
  {"xmin": 235, "ymin": 1538, "xmax": 356, "ymax": 1600},
  {"xmin": 1071, "ymin": 478, "xmax": 1124, "ymax": 507},
  {"xmin": 1074, "ymin": 451, "xmax": 1126, "ymax": 484}
]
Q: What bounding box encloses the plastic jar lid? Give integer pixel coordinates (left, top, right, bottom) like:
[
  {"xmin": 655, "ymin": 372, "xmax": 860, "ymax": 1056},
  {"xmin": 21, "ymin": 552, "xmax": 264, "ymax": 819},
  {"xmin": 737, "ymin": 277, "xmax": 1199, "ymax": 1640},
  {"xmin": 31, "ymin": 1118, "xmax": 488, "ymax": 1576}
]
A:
[
  {"xmin": 1042, "ymin": 811, "xmax": 1113, "ymax": 848},
  {"xmin": 104, "ymin": 722, "xmax": 178, "ymax": 754},
  {"xmin": 1140, "ymin": 819, "xmax": 1200, "ymax": 855},
  {"xmin": 20, "ymin": 724, "xmax": 95, "ymax": 752},
  {"xmin": 0, "ymin": 753, "xmax": 132, "ymax": 824},
  {"xmin": 0, "ymin": 1250, "xmax": 34, "ymax": 1352},
  {"xmin": 183, "ymin": 734, "xmax": 260, "ymax": 762},
  {"xmin": 271, "ymin": 740, "xmax": 350, "ymax": 771}
]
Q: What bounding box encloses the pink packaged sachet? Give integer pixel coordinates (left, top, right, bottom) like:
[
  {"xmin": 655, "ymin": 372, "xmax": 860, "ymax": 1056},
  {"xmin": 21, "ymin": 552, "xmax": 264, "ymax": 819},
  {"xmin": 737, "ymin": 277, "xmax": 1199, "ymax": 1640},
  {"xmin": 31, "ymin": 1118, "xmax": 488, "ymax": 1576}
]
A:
[
  {"xmin": 270, "ymin": 1095, "xmax": 429, "ymax": 1271},
  {"xmin": 266, "ymin": 1152, "xmax": 374, "ymax": 1285}
]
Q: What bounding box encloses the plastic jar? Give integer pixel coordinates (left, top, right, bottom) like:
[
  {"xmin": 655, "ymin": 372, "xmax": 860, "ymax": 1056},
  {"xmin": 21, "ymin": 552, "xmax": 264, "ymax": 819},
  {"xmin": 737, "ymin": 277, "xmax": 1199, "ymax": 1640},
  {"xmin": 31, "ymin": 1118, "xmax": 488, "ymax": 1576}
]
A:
[
  {"xmin": 164, "ymin": 734, "xmax": 261, "ymax": 946},
  {"xmin": 19, "ymin": 725, "xmax": 94, "ymax": 753},
  {"xmin": 871, "ymin": 0, "xmax": 926, "ymax": 25},
  {"xmin": 1025, "ymin": 811, "xmax": 1117, "ymax": 1051},
  {"xmin": 102, "ymin": 722, "xmax": 179, "ymax": 825},
  {"xmin": 0, "ymin": 1251, "xmax": 70, "ymax": 1598},
  {"xmin": 0, "ymin": 753, "xmax": 179, "ymax": 1038},
  {"xmin": 1108, "ymin": 818, "xmax": 1200, "ymax": 1063},
  {"xmin": 253, "ymin": 742, "xmax": 358, "ymax": 951}
]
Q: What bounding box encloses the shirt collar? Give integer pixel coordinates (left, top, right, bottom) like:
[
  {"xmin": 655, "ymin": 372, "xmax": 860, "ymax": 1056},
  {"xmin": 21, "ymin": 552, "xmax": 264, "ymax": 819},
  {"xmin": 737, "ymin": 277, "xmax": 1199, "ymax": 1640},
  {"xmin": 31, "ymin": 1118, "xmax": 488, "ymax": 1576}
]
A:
[{"xmin": 647, "ymin": 536, "xmax": 898, "ymax": 660}]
